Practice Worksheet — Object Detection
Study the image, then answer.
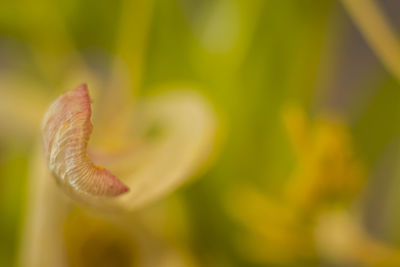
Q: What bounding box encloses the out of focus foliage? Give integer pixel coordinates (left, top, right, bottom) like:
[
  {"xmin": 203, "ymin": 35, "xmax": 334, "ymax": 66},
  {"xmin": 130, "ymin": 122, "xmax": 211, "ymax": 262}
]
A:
[{"xmin": 2, "ymin": 0, "xmax": 400, "ymax": 266}]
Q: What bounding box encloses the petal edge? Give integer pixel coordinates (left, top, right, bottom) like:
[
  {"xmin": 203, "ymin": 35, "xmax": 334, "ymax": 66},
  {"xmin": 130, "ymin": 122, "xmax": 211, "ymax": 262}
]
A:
[{"xmin": 42, "ymin": 84, "xmax": 129, "ymax": 198}]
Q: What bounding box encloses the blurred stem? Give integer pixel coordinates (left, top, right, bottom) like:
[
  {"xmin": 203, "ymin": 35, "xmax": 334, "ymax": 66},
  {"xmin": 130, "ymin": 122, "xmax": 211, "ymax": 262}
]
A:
[
  {"xmin": 341, "ymin": 0, "xmax": 400, "ymax": 82},
  {"xmin": 109, "ymin": 0, "xmax": 155, "ymax": 101},
  {"xmin": 95, "ymin": 0, "xmax": 155, "ymax": 150},
  {"xmin": 230, "ymin": 0, "xmax": 264, "ymax": 73},
  {"xmin": 19, "ymin": 144, "xmax": 71, "ymax": 267}
]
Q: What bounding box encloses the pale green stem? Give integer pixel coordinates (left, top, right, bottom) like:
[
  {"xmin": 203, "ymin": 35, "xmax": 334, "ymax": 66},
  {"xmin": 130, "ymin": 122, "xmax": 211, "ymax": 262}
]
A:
[
  {"xmin": 341, "ymin": 0, "xmax": 400, "ymax": 82},
  {"xmin": 18, "ymin": 144, "xmax": 72, "ymax": 267},
  {"xmin": 94, "ymin": 0, "xmax": 155, "ymax": 150},
  {"xmin": 110, "ymin": 0, "xmax": 155, "ymax": 97},
  {"xmin": 232, "ymin": 0, "xmax": 264, "ymax": 72}
]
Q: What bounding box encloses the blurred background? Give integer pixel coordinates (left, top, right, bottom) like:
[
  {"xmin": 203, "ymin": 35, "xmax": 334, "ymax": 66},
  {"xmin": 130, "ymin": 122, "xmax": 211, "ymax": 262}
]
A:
[{"xmin": 2, "ymin": 0, "xmax": 400, "ymax": 266}]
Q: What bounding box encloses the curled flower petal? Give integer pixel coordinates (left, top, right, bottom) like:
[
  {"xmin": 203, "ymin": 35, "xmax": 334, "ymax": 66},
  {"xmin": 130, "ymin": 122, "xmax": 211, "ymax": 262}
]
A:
[
  {"xmin": 42, "ymin": 84, "xmax": 129, "ymax": 199},
  {"xmin": 98, "ymin": 88, "xmax": 218, "ymax": 210}
]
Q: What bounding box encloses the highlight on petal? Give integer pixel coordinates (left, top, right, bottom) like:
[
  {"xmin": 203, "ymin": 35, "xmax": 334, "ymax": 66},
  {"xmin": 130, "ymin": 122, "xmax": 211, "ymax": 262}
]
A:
[{"xmin": 41, "ymin": 84, "xmax": 129, "ymax": 200}]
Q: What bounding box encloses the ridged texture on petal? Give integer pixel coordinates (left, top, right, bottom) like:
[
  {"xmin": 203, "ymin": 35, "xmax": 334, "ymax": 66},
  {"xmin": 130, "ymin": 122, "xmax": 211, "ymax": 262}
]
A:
[{"xmin": 42, "ymin": 84, "xmax": 129, "ymax": 197}]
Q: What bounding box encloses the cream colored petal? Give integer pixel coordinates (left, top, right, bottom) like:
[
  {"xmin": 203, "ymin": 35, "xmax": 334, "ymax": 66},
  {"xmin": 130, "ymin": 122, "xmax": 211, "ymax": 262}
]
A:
[
  {"xmin": 42, "ymin": 84, "xmax": 129, "ymax": 201},
  {"xmin": 93, "ymin": 88, "xmax": 218, "ymax": 211}
]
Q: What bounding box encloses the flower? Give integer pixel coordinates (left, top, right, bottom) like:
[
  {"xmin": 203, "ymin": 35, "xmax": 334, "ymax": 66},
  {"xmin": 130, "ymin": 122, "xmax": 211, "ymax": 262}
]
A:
[
  {"xmin": 17, "ymin": 79, "xmax": 217, "ymax": 267},
  {"xmin": 225, "ymin": 105, "xmax": 400, "ymax": 266},
  {"xmin": 42, "ymin": 85, "xmax": 129, "ymax": 199}
]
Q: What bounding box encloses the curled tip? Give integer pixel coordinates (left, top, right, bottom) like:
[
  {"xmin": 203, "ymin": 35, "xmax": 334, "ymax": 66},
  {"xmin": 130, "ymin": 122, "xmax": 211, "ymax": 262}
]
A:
[{"xmin": 42, "ymin": 84, "xmax": 129, "ymax": 198}]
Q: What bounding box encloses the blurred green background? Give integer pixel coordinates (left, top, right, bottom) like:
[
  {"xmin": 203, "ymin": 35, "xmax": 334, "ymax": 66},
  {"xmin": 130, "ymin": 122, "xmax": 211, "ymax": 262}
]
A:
[{"xmin": 2, "ymin": 0, "xmax": 400, "ymax": 266}]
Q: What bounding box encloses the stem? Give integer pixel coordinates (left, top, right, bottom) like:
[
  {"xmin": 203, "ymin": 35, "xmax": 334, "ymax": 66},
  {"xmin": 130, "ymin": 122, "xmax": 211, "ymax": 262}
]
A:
[
  {"xmin": 110, "ymin": 0, "xmax": 155, "ymax": 96},
  {"xmin": 341, "ymin": 0, "xmax": 400, "ymax": 82},
  {"xmin": 18, "ymin": 145, "xmax": 72, "ymax": 267},
  {"xmin": 95, "ymin": 0, "xmax": 155, "ymax": 150}
]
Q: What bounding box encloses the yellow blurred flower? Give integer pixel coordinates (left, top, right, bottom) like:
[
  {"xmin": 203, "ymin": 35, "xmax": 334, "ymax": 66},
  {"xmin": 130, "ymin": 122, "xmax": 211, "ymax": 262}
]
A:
[{"xmin": 226, "ymin": 105, "xmax": 400, "ymax": 266}]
